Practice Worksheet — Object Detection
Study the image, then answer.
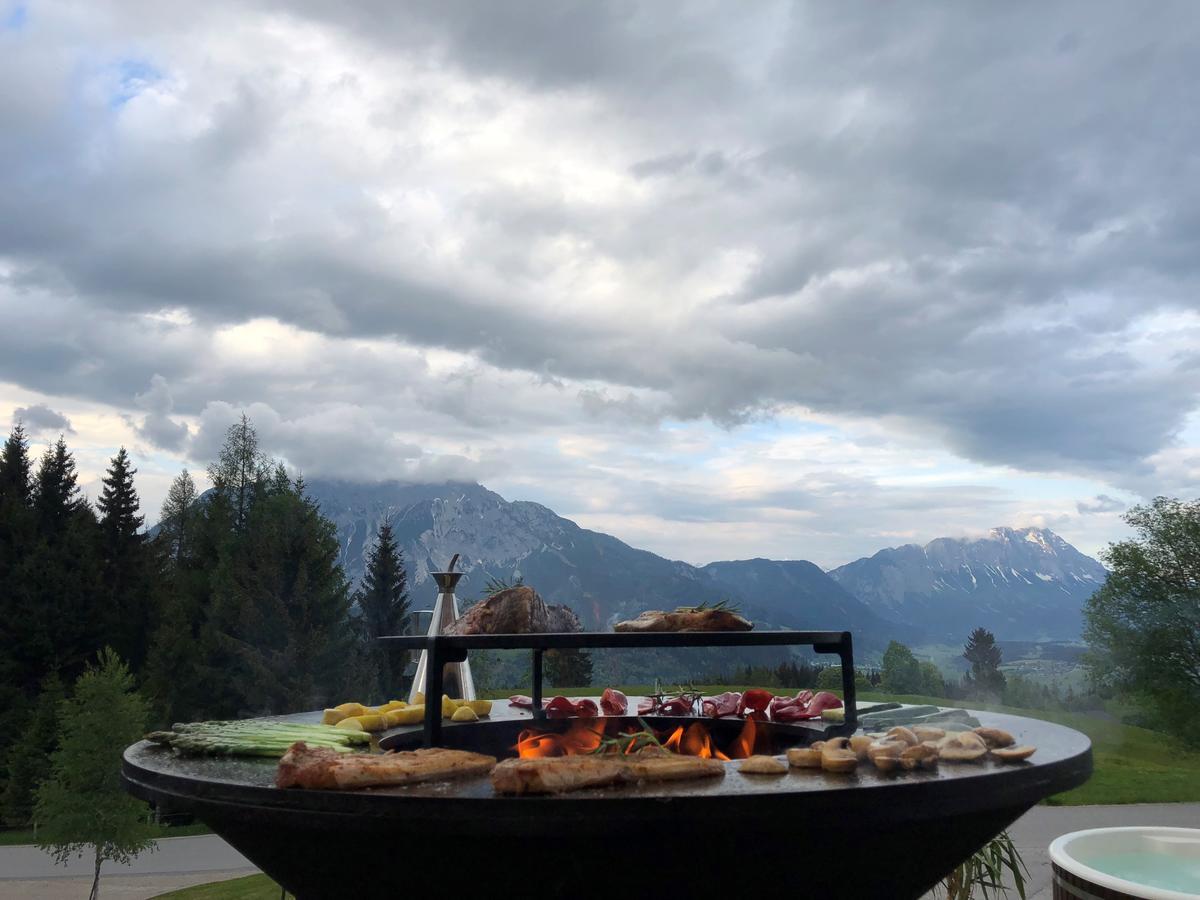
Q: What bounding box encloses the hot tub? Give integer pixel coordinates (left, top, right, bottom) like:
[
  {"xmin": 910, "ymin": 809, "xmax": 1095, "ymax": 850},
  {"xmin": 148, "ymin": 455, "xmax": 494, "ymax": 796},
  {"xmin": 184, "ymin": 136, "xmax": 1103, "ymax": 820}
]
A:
[{"xmin": 1050, "ymin": 827, "xmax": 1200, "ymax": 899}]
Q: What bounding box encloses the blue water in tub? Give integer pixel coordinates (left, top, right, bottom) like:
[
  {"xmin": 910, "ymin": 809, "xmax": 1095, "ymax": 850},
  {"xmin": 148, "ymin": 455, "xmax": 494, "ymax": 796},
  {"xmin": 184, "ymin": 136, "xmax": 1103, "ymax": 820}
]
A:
[{"xmin": 1085, "ymin": 850, "xmax": 1200, "ymax": 894}]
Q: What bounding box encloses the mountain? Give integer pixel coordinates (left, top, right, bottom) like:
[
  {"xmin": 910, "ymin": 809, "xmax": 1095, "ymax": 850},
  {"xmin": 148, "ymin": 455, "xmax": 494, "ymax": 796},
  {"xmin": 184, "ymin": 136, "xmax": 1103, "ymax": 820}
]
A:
[
  {"xmin": 302, "ymin": 479, "xmax": 902, "ymax": 654},
  {"xmin": 699, "ymin": 558, "xmax": 922, "ymax": 646},
  {"xmin": 828, "ymin": 527, "xmax": 1107, "ymax": 641},
  {"xmin": 305, "ymin": 479, "xmax": 729, "ymax": 631}
]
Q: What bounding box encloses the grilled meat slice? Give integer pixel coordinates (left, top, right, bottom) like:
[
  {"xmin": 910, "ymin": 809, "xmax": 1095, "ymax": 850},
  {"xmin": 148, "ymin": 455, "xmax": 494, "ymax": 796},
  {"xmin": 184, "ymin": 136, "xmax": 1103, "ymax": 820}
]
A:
[
  {"xmin": 490, "ymin": 752, "xmax": 727, "ymax": 795},
  {"xmin": 614, "ymin": 608, "xmax": 752, "ymax": 633},
  {"xmin": 623, "ymin": 754, "xmax": 726, "ymax": 782},
  {"xmin": 277, "ymin": 742, "xmax": 496, "ymax": 790},
  {"xmin": 490, "ymin": 756, "xmax": 627, "ymax": 795}
]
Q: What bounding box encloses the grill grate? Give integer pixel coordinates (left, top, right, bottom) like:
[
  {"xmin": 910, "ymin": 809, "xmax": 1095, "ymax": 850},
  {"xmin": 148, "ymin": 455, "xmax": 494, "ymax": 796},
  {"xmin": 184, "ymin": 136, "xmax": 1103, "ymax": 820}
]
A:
[{"xmin": 379, "ymin": 629, "xmax": 857, "ymax": 747}]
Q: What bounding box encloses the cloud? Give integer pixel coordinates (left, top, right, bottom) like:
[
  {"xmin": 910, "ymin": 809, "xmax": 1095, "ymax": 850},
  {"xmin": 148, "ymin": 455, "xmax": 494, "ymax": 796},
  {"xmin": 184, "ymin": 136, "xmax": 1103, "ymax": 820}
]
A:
[
  {"xmin": 1077, "ymin": 494, "xmax": 1126, "ymax": 515},
  {"xmin": 12, "ymin": 402, "xmax": 73, "ymax": 434},
  {"xmin": 1, "ymin": 2, "xmax": 1198, "ymax": 563},
  {"xmin": 134, "ymin": 374, "xmax": 189, "ymax": 450}
]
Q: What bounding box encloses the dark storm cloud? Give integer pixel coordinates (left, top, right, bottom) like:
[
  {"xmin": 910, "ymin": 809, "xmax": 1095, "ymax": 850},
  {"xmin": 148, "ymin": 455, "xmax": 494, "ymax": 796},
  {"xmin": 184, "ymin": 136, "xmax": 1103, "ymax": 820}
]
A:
[
  {"xmin": 2, "ymin": 0, "xmax": 1200, "ymax": 494},
  {"xmin": 1077, "ymin": 494, "xmax": 1126, "ymax": 515},
  {"xmin": 133, "ymin": 375, "xmax": 190, "ymax": 450},
  {"xmin": 12, "ymin": 403, "xmax": 73, "ymax": 435}
]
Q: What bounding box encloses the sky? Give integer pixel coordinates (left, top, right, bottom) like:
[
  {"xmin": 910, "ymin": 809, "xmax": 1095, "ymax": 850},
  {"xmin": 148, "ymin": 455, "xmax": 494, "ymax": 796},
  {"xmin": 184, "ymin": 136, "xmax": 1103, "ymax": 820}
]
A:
[{"xmin": 2, "ymin": 1, "xmax": 1199, "ymax": 568}]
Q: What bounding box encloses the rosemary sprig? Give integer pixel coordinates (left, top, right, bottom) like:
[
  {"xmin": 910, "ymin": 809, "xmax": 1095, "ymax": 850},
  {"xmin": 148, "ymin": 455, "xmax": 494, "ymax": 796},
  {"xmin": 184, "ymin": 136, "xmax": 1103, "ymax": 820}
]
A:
[{"xmin": 673, "ymin": 598, "xmax": 742, "ymax": 615}]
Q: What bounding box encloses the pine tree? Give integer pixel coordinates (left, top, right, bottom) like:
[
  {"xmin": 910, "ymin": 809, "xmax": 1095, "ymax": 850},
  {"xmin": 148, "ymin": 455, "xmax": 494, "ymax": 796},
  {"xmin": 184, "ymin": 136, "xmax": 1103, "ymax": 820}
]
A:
[
  {"xmin": 97, "ymin": 448, "xmax": 143, "ymax": 551},
  {"xmin": 156, "ymin": 469, "xmax": 197, "ymax": 565},
  {"xmin": 207, "ymin": 480, "xmax": 354, "ymax": 714},
  {"xmin": 1, "ymin": 673, "xmax": 65, "ymax": 826},
  {"xmin": 23, "ymin": 437, "xmax": 103, "ymax": 687},
  {"xmin": 545, "ymin": 649, "xmax": 593, "ymax": 688},
  {"xmin": 145, "ymin": 482, "xmax": 233, "ymax": 722},
  {"xmin": 206, "ymin": 414, "xmax": 266, "ymax": 534},
  {"xmin": 97, "ymin": 448, "xmax": 157, "ymax": 670},
  {"xmin": 33, "ymin": 437, "xmax": 89, "ymax": 535},
  {"xmin": 36, "ymin": 649, "xmax": 154, "ymax": 900},
  {"xmin": 881, "ymin": 640, "xmax": 924, "ymax": 693},
  {"xmin": 962, "ymin": 627, "xmax": 1006, "ymax": 697},
  {"xmin": 0, "ymin": 424, "xmax": 37, "ymax": 814},
  {"xmin": 356, "ymin": 522, "xmax": 410, "ymax": 697},
  {"xmin": 0, "ymin": 422, "xmax": 32, "ymax": 505}
]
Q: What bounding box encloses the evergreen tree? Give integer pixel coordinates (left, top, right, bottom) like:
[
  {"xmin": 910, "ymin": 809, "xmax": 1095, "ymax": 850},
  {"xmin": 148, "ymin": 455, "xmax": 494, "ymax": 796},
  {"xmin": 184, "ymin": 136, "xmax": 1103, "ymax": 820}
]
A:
[
  {"xmin": 0, "ymin": 422, "xmax": 33, "ymax": 505},
  {"xmin": 356, "ymin": 522, "xmax": 410, "ymax": 697},
  {"xmin": 919, "ymin": 661, "xmax": 945, "ymax": 697},
  {"xmin": 206, "ymin": 414, "xmax": 267, "ymax": 534},
  {"xmin": 97, "ymin": 448, "xmax": 157, "ymax": 670},
  {"xmin": 156, "ymin": 469, "xmax": 198, "ymax": 565},
  {"xmin": 545, "ymin": 649, "xmax": 594, "ymax": 688},
  {"xmin": 963, "ymin": 627, "xmax": 1006, "ymax": 697},
  {"xmin": 881, "ymin": 640, "xmax": 924, "ymax": 694},
  {"xmin": 145, "ymin": 480, "xmax": 234, "ymax": 722},
  {"xmin": 207, "ymin": 479, "xmax": 354, "ymax": 714},
  {"xmin": 36, "ymin": 649, "xmax": 154, "ymax": 900},
  {"xmin": 0, "ymin": 424, "xmax": 37, "ymax": 788},
  {"xmin": 20, "ymin": 437, "xmax": 103, "ymax": 688},
  {"xmin": 1, "ymin": 673, "xmax": 65, "ymax": 826},
  {"xmin": 33, "ymin": 437, "xmax": 89, "ymax": 534}
]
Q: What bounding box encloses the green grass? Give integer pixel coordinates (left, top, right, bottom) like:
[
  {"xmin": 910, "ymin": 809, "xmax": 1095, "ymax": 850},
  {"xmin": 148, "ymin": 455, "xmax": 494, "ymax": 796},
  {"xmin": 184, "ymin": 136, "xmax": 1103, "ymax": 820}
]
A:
[
  {"xmin": 485, "ymin": 685, "xmax": 1200, "ymax": 806},
  {"xmin": 153, "ymin": 873, "xmax": 282, "ymax": 899}
]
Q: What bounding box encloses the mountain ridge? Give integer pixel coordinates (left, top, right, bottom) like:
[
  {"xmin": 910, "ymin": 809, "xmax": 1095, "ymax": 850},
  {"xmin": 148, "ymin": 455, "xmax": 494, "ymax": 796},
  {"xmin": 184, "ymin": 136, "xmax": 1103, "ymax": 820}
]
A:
[
  {"xmin": 296, "ymin": 479, "xmax": 1105, "ymax": 649},
  {"xmin": 828, "ymin": 525, "xmax": 1107, "ymax": 641}
]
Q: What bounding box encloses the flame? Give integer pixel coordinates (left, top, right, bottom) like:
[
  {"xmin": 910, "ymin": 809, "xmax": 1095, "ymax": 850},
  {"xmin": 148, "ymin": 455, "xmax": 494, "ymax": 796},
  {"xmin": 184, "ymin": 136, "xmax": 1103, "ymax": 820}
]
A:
[
  {"xmin": 516, "ymin": 720, "xmax": 605, "ymax": 758},
  {"xmin": 726, "ymin": 716, "xmax": 757, "ymax": 759},
  {"xmin": 516, "ymin": 717, "xmax": 745, "ymax": 760}
]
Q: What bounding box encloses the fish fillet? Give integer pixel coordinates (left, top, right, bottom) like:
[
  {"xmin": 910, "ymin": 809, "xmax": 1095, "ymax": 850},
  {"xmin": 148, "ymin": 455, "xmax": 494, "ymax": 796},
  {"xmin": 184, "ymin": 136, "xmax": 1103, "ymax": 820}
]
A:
[
  {"xmin": 491, "ymin": 754, "xmax": 726, "ymax": 795},
  {"xmin": 277, "ymin": 742, "xmax": 496, "ymax": 790}
]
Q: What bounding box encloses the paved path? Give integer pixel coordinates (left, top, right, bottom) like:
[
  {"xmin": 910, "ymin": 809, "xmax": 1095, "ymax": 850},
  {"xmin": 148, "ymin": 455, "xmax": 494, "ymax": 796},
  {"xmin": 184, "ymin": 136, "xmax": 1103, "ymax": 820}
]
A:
[
  {"xmin": 1003, "ymin": 803, "xmax": 1199, "ymax": 899},
  {"xmin": 0, "ymin": 835, "xmax": 256, "ymax": 899},
  {"xmin": 3, "ymin": 804, "xmax": 1196, "ymax": 899}
]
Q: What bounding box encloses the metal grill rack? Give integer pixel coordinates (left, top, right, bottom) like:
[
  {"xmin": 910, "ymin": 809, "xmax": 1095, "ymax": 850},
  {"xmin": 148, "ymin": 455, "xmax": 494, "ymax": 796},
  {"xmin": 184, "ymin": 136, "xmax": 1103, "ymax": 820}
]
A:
[{"xmin": 379, "ymin": 629, "xmax": 857, "ymax": 746}]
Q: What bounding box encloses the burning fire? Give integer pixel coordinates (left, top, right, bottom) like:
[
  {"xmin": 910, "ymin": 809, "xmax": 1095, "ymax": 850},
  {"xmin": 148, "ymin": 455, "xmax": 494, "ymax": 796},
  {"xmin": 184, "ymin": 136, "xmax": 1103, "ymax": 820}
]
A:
[
  {"xmin": 516, "ymin": 720, "xmax": 605, "ymax": 758},
  {"xmin": 515, "ymin": 717, "xmax": 759, "ymax": 761}
]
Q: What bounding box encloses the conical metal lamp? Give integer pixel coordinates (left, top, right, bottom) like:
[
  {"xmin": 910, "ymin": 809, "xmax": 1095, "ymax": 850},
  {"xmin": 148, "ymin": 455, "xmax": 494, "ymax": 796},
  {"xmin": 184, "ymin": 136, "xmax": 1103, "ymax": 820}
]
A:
[{"xmin": 408, "ymin": 570, "xmax": 476, "ymax": 703}]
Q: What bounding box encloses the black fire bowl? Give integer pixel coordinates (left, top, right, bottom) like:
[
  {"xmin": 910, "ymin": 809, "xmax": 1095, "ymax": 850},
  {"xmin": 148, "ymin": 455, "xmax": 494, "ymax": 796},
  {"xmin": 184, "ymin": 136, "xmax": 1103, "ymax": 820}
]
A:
[{"xmin": 123, "ymin": 705, "xmax": 1090, "ymax": 899}]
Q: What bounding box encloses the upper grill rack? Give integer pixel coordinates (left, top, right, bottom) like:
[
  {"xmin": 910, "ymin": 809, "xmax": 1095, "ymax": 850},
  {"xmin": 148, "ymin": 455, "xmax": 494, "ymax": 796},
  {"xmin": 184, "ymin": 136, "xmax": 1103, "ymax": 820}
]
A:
[{"xmin": 380, "ymin": 629, "xmax": 858, "ymax": 747}]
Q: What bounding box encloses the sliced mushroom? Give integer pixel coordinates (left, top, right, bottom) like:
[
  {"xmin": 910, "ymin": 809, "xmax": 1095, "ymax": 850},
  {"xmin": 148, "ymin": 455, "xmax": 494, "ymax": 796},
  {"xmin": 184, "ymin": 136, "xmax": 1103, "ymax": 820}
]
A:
[
  {"xmin": 873, "ymin": 754, "xmax": 902, "ymax": 773},
  {"xmin": 886, "ymin": 726, "xmax": 919, "ymax": 746},
  {"xmin": 956, "ymin": 731, "xmax": 987, "ymax": 751},
  {"xmin": 820, "ymin": 746, "xmax": 858, "ymax": 774},
  {"xmin": 991, "ymin": 745, "xmax": 1037, "ymax": 763},
  {"xmin": 937, "ymin": 733, "xmax": 988, "ymax": 762},
  {"xmin": 849, "ymin": 735, "xmax": 874, "ymax": 760},
  {"xmin": 740, "ymin": 755, "xmax": 788, "ymax": 775},
  {"xmin": 973, "ymin": 727, "xmax": 1015, "ymax": 749},
  {"xmin": 866, "ymin": 740, "xmax": 904, "ymax": 766},
  {"xmin": 786, "ymin": 747, "xmax": 823, "ymax": 769},
  {"xmin": 900, "ymin": 743, "xmax": 940, "ymax": 771},
  {"xmin": 823, "ymin": 737, "xmax": 850, "ymax": 751},
  {"xmin": 913, "ymin": 726, "xmax": 946, "ymax": 742}
]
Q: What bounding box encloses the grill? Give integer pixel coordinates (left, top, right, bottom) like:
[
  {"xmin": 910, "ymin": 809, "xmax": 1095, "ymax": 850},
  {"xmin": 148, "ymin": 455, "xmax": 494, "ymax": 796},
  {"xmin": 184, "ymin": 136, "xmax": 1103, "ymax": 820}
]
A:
[{"xmin": 122, "ymin": 627, "xmax": 1093, "ymax": 900}]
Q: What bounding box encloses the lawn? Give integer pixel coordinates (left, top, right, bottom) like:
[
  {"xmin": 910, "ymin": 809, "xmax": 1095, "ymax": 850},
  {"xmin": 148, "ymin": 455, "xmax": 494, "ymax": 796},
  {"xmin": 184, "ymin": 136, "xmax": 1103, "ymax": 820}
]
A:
[
  {"xmin": 486, "ymin": 684, "xmax": 1200, "ymax": 806},
  {"xmin": 154, "ymin": 873, "xmax": 282, "ymax": 899}
]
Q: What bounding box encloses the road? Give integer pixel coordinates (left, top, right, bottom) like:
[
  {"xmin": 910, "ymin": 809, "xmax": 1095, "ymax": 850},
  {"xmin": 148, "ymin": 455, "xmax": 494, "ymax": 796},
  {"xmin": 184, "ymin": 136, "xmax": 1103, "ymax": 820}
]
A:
[{"xmin": 3, "ymin": 804, "xmax": 1197, "ymax": 899}]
